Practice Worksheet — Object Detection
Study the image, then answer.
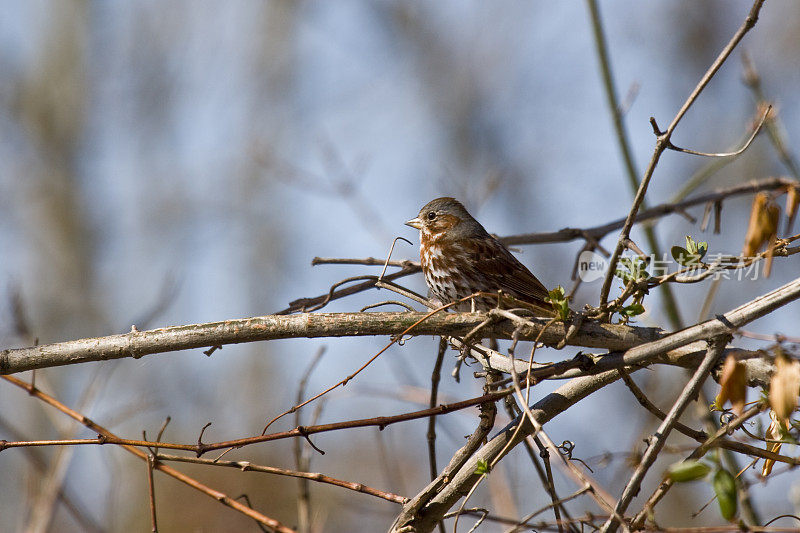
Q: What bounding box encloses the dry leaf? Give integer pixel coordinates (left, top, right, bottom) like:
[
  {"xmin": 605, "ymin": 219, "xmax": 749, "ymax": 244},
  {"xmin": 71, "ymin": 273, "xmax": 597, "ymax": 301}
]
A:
[
  {"xmin": 761, "ymin": 409, "xmax": 785, "ymax": 477},
  {"xmin": 742, "ymin": 192, "xmax": 780, "ymax": 276},
  {"xmin": 769, "ymin": 349, "xmax": 800, "ymax": 423},
  {"xmin": 715, "ymin": 354, "xmax": 747, "ymax": 416},
  {"xmin": 786, "ymin": 185, "xmax": 799, "ymax": 233},
  {"xmin": 742, "ymin": 192, "xmax": 769, "ymax": 258},
  {"xmin": 742, "ymin": 192, "xmax": 780, "ymax": 256}
]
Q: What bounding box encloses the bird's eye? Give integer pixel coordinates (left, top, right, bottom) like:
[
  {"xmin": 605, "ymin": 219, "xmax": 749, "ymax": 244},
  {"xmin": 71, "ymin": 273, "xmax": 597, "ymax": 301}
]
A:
[{"xmin": 426, "ymin": 211, "xmax": 437, "ymax": 221}]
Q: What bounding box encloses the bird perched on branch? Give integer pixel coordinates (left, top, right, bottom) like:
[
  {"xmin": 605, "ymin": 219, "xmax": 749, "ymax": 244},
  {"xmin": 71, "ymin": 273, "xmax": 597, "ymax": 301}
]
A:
[{"xmin": 406, "ymin": 197, "xmax": 552, "ymax": 314}]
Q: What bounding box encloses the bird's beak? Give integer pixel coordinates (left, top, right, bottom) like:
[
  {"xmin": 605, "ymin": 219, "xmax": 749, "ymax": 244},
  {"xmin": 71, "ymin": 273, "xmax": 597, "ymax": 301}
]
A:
[{"xmin": 405, "ymin": 217, "xmax": 422, "ymax": 230}]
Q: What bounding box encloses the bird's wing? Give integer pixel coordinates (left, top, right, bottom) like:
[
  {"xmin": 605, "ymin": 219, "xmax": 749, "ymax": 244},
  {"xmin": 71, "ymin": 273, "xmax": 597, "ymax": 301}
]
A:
[{"xmin": 467, "ymin": 238, "xmax": 550, "ymax": 305}]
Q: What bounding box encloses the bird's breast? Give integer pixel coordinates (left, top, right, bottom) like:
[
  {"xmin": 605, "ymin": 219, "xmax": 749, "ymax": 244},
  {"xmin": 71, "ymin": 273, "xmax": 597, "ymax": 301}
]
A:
[{"xmin": 421, "ymin": 242, "xmax": 470, "ymax": 301}]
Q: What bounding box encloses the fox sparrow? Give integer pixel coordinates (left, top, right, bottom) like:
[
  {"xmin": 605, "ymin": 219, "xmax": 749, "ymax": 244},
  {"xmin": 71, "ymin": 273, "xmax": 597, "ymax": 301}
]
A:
[{"xmin": 406, "ymin": 197, "xmax": 551, "ymax": 314}]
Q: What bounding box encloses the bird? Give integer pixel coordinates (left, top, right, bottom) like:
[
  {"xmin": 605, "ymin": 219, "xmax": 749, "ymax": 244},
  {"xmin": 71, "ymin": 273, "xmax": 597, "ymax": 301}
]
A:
[{"xmin": 405, "ymin": 197, "xmax": 552, "ymax": 314}]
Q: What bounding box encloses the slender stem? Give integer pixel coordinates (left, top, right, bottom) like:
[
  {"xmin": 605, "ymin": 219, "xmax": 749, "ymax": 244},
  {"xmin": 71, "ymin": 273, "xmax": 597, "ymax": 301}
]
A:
[
  {"xmin": 506, "ymin": 398, "xmax": 574, "ymax": 533},
  {"xmin": 146, "ymin": 454, "xmax": 159, "ymax": 533},
  {"xmin": 1, "ymin": 375, "xmax": 296, "ymax": 532},
  {"xmin": 586, "ymin": 0, "xmax": 682, "ymax": 329},
  {"xmin": 598, "ymin": 0, "xmax": 767, "ymax": 311},
  {"xmin": 428, "ymin": 338, "xmax": 447, "ymax": 533},
  {"xmin": 585, "ymin": 0, "xmax": 638, "ymax": 192},
  {"xmin": 631, "ymin": 404, "xmax": 765, "ymax": 529},
  {"xmin": 532, "ymin": 436, "xmax": 566, "ymax": 533}
]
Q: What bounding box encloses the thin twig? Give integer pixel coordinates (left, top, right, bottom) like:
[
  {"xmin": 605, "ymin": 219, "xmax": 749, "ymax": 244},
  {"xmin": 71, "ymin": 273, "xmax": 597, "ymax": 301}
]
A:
[
  {"xmin": 531, "ymin": 436, "xmax": 567, "ymax": 533},
  {"xmin": 146, "ymin": 454, "xmax": 158, "ymax": 533},
  {"xmin": 585, "ymin": 0, "xmax": 682, "ymax": 329},
  {"xmin": 504, "ymin": 486, "xmax": 591, "ymax": 533},
  {"xmin": 631, "ymin": 404, "xmax": 766, "ymax": 530},
  {"xmin": 598, "ymin": 0, "xmax": 767, "ymax": 312},
  {"xmin": 600, "ymin": 335, "xmax": 730, "ymax": 533},
  {"xmin": 1, "ymin": 375, "xmax": 296, "ymax": 532},
  {"xmin": 278, "ymin": 264, "xmax": 419, "ymax": 314},
  {"xmin": 618, "ymin": 369, "xmax": 707, "ymax": 441},
  {"xmin": 665, "ymin": 105, "xmax": 770, "ymax": 157},
  {"xmin": 427, "ymin": 338, "xmax": 447, "ymax": 482},
  {"xmin": 294, "ymin": 347, "xmax": 325, "ymax": 533},
  {"xmin": 502, "ymin": 177, "xmax": 795, "ymax": 247},
  {"xmin": 156, "ymin": 453, "xmax": 406, "ymax": 504},
  {"xmin": 505, "ymin": 399, "xmax": 574, "ymax": 533},
  {"xmin": 379, "ymin": 236, "xmax": 413, "ymax": 280}
]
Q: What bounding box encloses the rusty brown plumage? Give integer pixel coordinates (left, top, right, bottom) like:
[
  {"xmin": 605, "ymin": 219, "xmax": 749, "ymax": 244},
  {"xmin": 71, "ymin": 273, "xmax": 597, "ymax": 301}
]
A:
[{"xmin": 406, "ymin": 197, "xmax": 551, "ymax": 314}]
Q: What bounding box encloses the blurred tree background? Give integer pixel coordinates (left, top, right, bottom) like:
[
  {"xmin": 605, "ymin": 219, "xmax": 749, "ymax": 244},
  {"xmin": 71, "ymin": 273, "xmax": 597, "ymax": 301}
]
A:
[{"xmin": 1, "ymin": 1, "xmax": 799, "ymax": 531}]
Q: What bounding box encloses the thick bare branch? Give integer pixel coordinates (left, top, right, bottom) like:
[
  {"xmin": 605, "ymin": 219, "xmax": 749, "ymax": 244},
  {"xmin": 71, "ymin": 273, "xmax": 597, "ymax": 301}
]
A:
[
  {"xmin": 3, "ymin": 275, "xmax": 799, "ymax": 375},
  {"xmin": 0, "ymin": 313, "xmax": 661, "ymax": 374}
]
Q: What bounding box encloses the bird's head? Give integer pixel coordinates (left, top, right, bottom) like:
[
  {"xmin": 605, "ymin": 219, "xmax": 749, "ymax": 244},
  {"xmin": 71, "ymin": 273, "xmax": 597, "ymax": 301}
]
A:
[{"xmin": 405, "ymin": 197, "xmax": 484, "ymax": 242}]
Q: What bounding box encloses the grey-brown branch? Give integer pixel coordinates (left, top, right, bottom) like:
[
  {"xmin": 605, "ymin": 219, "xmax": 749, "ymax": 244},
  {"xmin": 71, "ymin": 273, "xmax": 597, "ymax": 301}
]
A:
[{"xmin": 2, "ymin": 275, "xmax": 799, "ymax": 377}]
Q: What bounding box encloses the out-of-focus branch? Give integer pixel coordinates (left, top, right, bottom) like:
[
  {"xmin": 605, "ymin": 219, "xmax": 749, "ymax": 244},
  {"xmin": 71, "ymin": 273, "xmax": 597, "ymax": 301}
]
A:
[
  {"xmin": 155, "ymin": 453, "xmax": 406, "ymax": 504},
  {"xmin": 742, "ymin": 53, "xmax": 800, "ymax": 181},
  {"xmin": 0, "ymin": 416, "xmax": 104, "ymax": 533},
  {"xmin": 1, "ymin": 375, "xmax": 295, "ymax": 533}
]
